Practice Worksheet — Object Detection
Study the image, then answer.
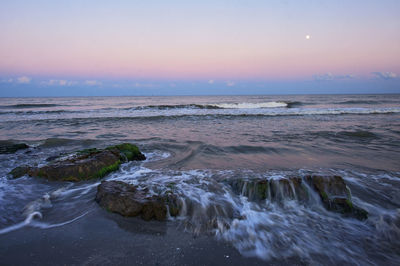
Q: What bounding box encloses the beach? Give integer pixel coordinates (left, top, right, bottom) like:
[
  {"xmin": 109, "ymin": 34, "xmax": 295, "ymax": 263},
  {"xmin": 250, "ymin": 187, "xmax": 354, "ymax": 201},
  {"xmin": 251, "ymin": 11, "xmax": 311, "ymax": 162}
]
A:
[{"xmin": 1, "ymin": 94, "xmax": 400, "ymax": 265}]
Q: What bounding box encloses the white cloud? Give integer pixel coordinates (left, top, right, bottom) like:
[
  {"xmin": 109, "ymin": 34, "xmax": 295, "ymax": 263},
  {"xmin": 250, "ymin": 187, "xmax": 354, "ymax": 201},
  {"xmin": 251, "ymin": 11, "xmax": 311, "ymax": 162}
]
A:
[
  {"xmin": 134, "ymin": 82, "xmax": 155, "ymax": 88},
  {"xmin": 226, "ymin": 81, "xmax": 235, "ymax": 87},
  {"xmin": 314, "ymin": 73, "xmax": 334, "ymax": 81},
  {"xmin": 0, "ymin": 78, "xmax": 13, "ymax": 83},
  {"xmin": 41, "ymin": 79, "xmax": 77, "ymax": 86},
  {"xmin": 208, "ymin": 79, "xmax": 214, "ymax": 84},
  {"xmin": 372, "ymin": 72, "xmax": 397, "ymax": 80},
  {"xmin": 84, "ymin": 80, "xmax": 102, "ymax": 86},
  {"xmin": 314, "ymin": 73, "xmax": 355, "ymax": 81},
  {"xmin": 336, "ymin": 74, "xmax": 355, "ymax": 79},
  {"xmin": 17, "ymin": 76, "xmax": 31, "ymax": 84}
]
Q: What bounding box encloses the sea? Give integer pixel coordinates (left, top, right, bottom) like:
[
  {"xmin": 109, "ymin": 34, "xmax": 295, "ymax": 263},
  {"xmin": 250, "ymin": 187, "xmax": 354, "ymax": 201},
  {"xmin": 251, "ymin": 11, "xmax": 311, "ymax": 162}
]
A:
[{"xmin": 0, "ymin": 94, "xmax": 400, "ymax": 264}]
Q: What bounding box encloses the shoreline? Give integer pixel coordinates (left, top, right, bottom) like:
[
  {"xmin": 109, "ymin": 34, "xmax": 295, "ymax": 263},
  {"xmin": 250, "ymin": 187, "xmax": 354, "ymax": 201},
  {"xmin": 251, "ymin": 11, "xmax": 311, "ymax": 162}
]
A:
[{"xmin": 0, "ymin": 207, "xmax": 295, "ymax": 266}]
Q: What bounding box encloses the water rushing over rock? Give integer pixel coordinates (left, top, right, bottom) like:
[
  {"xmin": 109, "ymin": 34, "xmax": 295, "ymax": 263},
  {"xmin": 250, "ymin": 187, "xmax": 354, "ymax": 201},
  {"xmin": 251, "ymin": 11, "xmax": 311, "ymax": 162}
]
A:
[{"xmin": 228, "ymin": 175, "xmax": 368, "ymax": 220}]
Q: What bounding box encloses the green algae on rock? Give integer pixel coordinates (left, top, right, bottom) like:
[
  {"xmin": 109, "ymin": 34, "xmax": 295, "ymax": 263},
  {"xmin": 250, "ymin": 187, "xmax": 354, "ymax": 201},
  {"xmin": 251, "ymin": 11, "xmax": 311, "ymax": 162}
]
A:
[
  {"xmin": 8, "ymin": 165, "xmax": 30, "ymax": 179},
  {"xmin": 10, "ymin": 143, "xmax": 146, "ymax": 182},
  {"xmin": 106, "ymin": 143, "xmax": 146, "ymax": 161},
  {"xmin": 305, "ymin": 175, "xmax": 368, "ymax": 220}
]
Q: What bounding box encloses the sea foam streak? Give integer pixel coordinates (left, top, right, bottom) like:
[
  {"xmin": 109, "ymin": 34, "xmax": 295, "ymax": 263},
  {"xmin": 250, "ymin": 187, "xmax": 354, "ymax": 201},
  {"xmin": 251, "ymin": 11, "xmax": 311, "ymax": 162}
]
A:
[{"xmin": 210, "ymin": 102, "xmax": 288, "ymax": 109}]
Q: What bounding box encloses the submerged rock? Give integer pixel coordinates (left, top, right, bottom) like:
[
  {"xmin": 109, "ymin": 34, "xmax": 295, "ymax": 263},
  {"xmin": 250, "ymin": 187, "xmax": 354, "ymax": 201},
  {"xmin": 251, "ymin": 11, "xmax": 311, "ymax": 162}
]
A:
[
  {"xmin": 0, "ymin": 141, "xmax": 29, "ymax": 154},
  {"xmin": 11, "ymin": 143, "xmax": 145, "ymax": 182},
  {"xmin": 305, "ymin": 175, "xmax": 368, "ymax": 220},
  {"xmin": 95, "ymin": 181, "xmax": 180, "ymax": 221},
  {"xmin": 229, "ymin": 176, "xmax": 307, "ymax": 202},
  {"xmin": 8, "ymin": 165, "xmax": 30, "ymax": 179},
  {"xmin": 228, "ymin": 175, "xmax": 368, "ymax": 220}
]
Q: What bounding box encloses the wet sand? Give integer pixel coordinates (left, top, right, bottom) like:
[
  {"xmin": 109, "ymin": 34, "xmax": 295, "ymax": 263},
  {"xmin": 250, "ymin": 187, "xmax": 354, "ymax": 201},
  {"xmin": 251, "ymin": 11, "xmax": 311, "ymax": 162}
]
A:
[{"xmin": 0, "ymin": 206, "xmax": 304, "ymax": 266}]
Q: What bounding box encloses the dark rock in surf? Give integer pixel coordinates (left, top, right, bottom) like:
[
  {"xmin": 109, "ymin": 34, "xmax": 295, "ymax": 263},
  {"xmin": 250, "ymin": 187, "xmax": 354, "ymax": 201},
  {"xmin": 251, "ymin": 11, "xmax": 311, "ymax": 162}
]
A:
[
  {"xmin": 95, "ymin": 181, "xmax": 180, "ymax": 221},
  {"xmin": 229, "ymin": 176, "xmax": 307, "ymax": 202},
  {"xmin": 26, "ymin": 143, "xmax": 145, "ymax": 182},
  {"xmin": 0, "ymin": 141, "xmax": 29, "ymax": 154},
  {"xmin": 228, "ymin": 175, "xmax": 368, "ymax": 220},
  {"xmin": 8, "ymin": 165, "xmax": 30, "ymax": 179},
  {"xmin": 28, "ymin": 150, "xmax": 121, "ymax": 181},
  {"xmin": 305, "ymin": 175, "xmax": 368, "ymax": 220}
]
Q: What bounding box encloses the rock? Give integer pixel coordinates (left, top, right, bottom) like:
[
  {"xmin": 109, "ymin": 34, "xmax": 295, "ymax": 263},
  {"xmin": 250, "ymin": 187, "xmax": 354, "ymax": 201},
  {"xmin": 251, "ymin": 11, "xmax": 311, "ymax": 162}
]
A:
[
  {"xmin": 228, "ymin": 175, "xmax": 368, "ymax": 220},
  {"xmin": 29, "ymin": 150, "xmax": 121, "ymax": 181},
  {"xmin": 27, "ymin": 143, "xmax": 145, "ymax": 182},
  {"xmin": 8, "ymin": 165, "xmax": 30, "ymax": 179},
  {"xmin": 95, "ymin": 181, "xmax": 180, "ymax": 221},
  {"xmin": 106, "ymin": 143, "xmax": 146, "ymax": 161},
  {"xmin": 229, "ymin": 177, "xmax": 307, "ymax": 202},
  {"xmin": 0, "ymin": 141, "xmax": 29, "ymax": 154},
  {"xmin": 305, "ymin": 175, "xmax": 368, "ymax": 220}
]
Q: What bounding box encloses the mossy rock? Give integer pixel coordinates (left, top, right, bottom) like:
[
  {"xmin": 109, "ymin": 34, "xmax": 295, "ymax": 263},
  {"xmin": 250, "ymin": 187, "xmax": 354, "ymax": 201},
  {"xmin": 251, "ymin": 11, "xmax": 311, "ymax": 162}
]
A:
[
  {"xmin": 106, "ymin": 143, "xmax": 146, "ymax": 162},
  {"xmin": 8, "ymin": 165, "xmax": 30, "ymax": 179},
  {"xmin": 229, "ymin": 175, "xmax": 368, "ymax": 221},
  {"xmin": 305, "ymin": 175, "xmax": 368, "ymax": 220},
  {"xmin": 0, "ymin": 141, "xmax": 29, "ymax": 154},
  {"xmin": 77, "ymin": 148, "xmax": 100, "ymax": 156},
  {"xmin": 26, "ymin": 143, "xmax": 145, "ymax": 182},
  {"xmin": 29, "ymin": 150, "xmax": 121, "ymax": 181}
]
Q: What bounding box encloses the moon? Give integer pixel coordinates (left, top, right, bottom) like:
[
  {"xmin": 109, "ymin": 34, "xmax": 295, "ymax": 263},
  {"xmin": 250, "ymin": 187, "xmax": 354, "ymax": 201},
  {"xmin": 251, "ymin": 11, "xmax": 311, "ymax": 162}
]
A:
[{"xmin": 306, "ymin": 35, "xmax": 311, "ymax": 40}]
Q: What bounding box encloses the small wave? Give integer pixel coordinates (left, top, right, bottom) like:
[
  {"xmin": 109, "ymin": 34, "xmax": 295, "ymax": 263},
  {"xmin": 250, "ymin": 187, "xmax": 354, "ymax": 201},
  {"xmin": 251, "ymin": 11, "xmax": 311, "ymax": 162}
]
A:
[
  {"xmin": 211, "ymin": 101, "xmax": 288, "ymax": 109},
  {"xmin": 141, "ymin": 104, "xmax": 221, "ymax": 110},
  {"xmin": 338, "ymin": 130, "xmax": 378, "ymax": 139},
  {"xmin": 0, "ymin": 110, "xmax": 68, "ymax": 115},
  {"xmin": 0, "ymin": 104, "xmax": 61, "ymax": 109},
  {"xmin": 337, "ymin": 100, "xmax": 382, "ymax": 105},
  {"xmin": 313, "ymin": 130, "xmax": 379, "ymax": 140},
  {"xmin": 285, "ymin": 101, "xmax": 303, "ymax": 108},
  {"xmin": 126, "ymin": 102, "xmax": 290, "ymax": 110}
]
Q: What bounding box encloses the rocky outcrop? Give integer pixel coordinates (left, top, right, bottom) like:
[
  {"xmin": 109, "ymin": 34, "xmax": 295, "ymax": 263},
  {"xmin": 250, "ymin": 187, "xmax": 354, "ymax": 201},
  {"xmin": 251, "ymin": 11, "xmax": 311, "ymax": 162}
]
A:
[
  {"xmin": 228, "ymin": 175, "xmax": 368, "ymax": 220},
  {"xmin": 9, "ymin": 143, "xmax": 146, "ymax": 182},
  {"xmin": 0, "ymin": 141, "xmax": 29, "ymax": 154},
  {"xmin": 95, "ymin": 181, "xmax": 180, "ymax": 221},
  {"xmin": 229, "ymin": 177, "xmax": 307, "ymax": 202},
  {"xmin": 305, "ymin": 175, "xmax": 368, "ymax": 220},
  {"xmin": 8, "ymin": 165, "xmax": 30, "ymax": 179},
  {"xmin": 28, "ymin": 150, "xmax": 121, "ymax": 181}
]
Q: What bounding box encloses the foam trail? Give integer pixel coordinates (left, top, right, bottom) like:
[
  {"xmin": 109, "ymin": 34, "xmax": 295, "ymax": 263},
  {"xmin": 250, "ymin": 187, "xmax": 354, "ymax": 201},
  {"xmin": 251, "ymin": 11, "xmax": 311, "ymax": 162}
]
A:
[
  {"xmin": 212, "ymin": 102, "xmax": 287, "ymax": 109},
  {"xmin": 30, "ymin": 211, "xmax": 91, "ymax": 229},
  {"xmin": 0, "ymin": 211, "xmax": 42, "ymax": 235}
]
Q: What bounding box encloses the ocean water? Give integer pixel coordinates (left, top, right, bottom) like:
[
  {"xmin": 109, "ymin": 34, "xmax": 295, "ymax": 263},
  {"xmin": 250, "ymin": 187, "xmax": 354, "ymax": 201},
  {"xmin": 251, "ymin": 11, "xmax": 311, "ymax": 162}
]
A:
[{"xmin": 0, "ymin": 94, "xmax": 400, "ymax": 264}]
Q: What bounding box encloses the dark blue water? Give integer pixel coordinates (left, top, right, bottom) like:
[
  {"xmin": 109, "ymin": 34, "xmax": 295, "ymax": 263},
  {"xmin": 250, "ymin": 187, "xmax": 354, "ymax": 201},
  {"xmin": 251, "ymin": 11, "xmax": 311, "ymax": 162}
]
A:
[{"xmin": 1, "ymin": 94, "xmax": 400, "ymax": 264}]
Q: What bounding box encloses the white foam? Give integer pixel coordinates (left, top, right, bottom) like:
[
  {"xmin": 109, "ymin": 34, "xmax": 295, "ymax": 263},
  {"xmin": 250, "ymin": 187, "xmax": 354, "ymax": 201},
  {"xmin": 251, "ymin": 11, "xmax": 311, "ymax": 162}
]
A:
[{"xmin": 212, "ymin": 102, "xmax": 288, "ymax": 109}]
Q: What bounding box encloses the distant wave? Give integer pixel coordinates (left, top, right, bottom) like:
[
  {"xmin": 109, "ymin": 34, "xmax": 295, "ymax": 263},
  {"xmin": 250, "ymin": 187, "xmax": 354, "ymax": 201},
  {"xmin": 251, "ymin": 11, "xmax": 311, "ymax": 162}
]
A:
[
  {"xmin": 138, "ymin": 104, "xmax": 222, "ymax": 110},
  {"xmin": 312, "ymin": 130, "xmax": 379, "ymax": 140},
  {"xmin": 134, "ymin": 101, "xmax": 293, "ymax": 110},
  {"xmin": 285, "ymin": 101, "xmax": 304, "ymax": 108},
  {"xmin": 0, "ymin": 104, "xmax": 61, "ymax": 109},
  {"xmin": 336, "ymin": 100, "xmax": 382, "ymax": 105},
  {"xmin": 5, "ymin": 107, "xmax": 397, "ymax": 124},
  {"xmin": 0, "ymin": 110, "xmax": 68, "ymax": 115},
  {"xmin": 209, "ymin": 101, "xmax": 288, "ymax": 109}
]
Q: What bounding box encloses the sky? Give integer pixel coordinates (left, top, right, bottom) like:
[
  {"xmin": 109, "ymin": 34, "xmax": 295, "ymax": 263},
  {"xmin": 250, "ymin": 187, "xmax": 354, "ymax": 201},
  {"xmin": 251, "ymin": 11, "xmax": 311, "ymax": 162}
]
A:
[{"xmin": 0, "ymin": 0, "xmax": 399, "ymax": 96}]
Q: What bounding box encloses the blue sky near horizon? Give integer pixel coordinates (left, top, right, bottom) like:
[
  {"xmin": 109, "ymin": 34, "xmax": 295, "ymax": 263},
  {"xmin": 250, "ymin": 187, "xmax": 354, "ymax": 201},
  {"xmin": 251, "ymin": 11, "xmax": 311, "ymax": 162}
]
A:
[{"xmin": 0, "ymin": 0, "xmax": 399, "ymax": 96}]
